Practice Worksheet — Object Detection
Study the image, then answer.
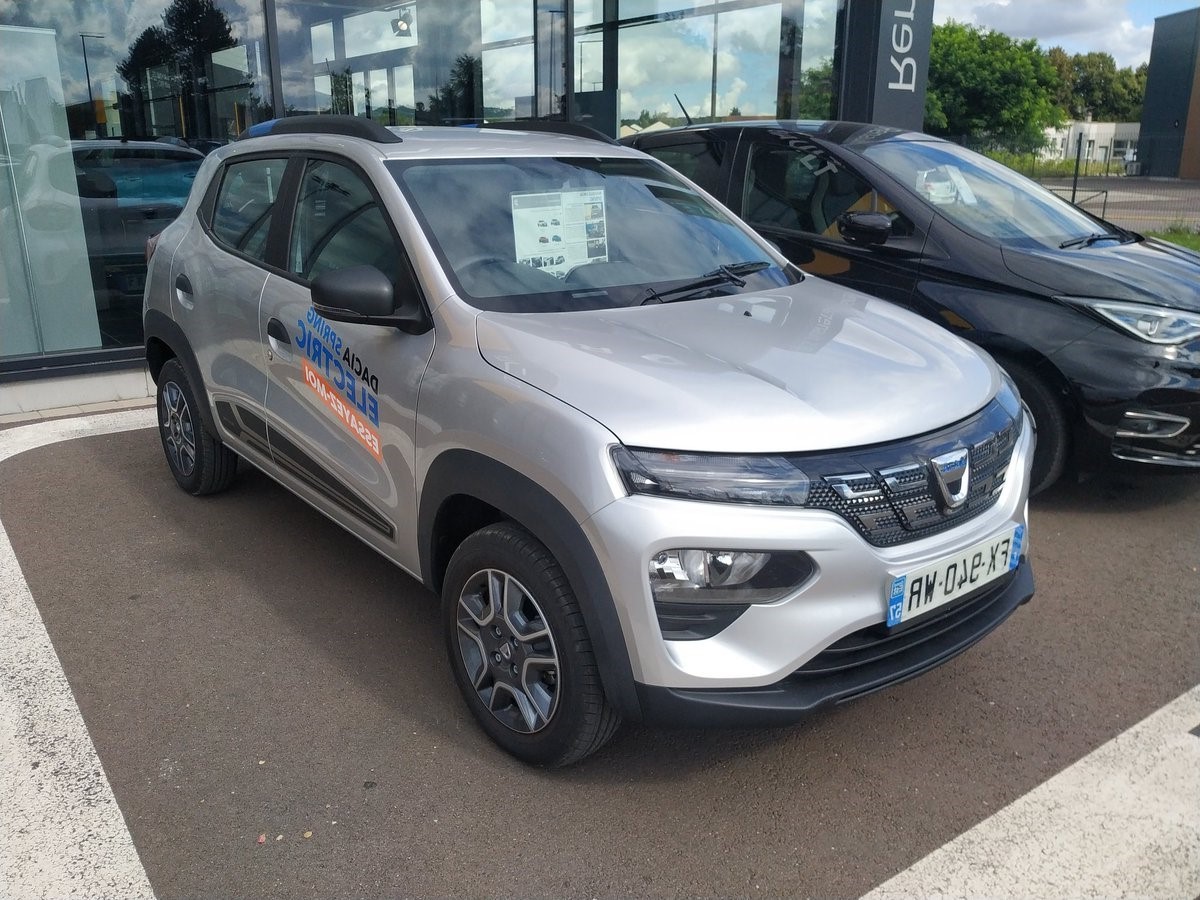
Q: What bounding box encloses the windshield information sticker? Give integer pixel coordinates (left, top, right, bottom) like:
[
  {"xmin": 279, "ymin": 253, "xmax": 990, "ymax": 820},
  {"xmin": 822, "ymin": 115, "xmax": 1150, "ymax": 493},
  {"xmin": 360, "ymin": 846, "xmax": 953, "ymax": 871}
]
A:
[{"xmin": 511, "ymin": 189, "xmax": 607, "ymax": 276}]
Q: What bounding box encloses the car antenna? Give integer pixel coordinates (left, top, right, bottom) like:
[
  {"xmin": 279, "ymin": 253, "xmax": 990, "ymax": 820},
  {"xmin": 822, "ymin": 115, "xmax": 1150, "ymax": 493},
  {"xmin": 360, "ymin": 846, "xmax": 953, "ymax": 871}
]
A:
[{"xmin": 674, "ymin": 94, "xmax": 694, "ymax": 126}]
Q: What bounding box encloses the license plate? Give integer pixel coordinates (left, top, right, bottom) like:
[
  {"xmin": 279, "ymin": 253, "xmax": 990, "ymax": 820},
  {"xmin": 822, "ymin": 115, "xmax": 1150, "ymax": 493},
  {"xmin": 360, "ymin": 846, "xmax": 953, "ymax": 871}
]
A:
[{"xmin": 886, "ymin": 524, "xmax": 1024, "ymax": 627}]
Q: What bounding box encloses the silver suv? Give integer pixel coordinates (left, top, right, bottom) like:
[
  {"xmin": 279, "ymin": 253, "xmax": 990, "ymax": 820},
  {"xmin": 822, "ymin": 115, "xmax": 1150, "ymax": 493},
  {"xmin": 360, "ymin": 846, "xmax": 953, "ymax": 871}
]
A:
[{"xmin": 144, "ymin": 116, "xmax": 1035, "ymax": 765}]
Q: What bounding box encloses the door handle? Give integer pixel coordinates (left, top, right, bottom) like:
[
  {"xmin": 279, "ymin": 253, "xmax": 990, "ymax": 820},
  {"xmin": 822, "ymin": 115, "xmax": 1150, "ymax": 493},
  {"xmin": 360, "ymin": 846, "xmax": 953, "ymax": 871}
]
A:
[
  {"xmin": 267, "ymin": 317, "xmax": 292, "ymax": 360},
  {"xmin": 267, "ymin": 318, "xmax": 291, "ymax": 344},
  {"xmin": 174, "ymin": 272, "xmax": 194, "ymax": 309}
]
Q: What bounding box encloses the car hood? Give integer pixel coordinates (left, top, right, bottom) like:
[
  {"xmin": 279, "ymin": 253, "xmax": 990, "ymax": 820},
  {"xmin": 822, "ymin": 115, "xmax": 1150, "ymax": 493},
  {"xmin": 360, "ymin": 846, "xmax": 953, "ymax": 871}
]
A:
[
  {"xmin": 475, "ymin": 280, "xmax": 999, "ymax": 453},
  {"xmin": 1003, "ymin": 237, "xmax": 1200, "ymax": 312}
]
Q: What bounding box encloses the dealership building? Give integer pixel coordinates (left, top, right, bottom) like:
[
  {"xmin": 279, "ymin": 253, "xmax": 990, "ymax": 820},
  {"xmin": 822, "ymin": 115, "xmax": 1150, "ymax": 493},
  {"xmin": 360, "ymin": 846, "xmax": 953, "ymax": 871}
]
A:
[
  {"xmin": 0, "ymin": 0, "xmax": 931, "ymax": 412},
  {"xmin": 1138, "ymin": 5, "xmax": 1200, "ymax": 179}
]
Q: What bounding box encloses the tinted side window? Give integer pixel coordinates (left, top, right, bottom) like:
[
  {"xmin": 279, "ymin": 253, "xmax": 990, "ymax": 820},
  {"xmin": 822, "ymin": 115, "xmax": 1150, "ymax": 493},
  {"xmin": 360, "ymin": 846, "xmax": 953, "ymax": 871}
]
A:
[
  {"xmin": 211, "ymin": 157, "xmax": 288, "ymax": 262},
  {"xmin": 289, "ymin": 159, "xmax": 398, "ymax": 283},
  {"xmin": 638, "ymin": 135, "xmax": 726, "ymax": 195},
  {"xmin": 743, "ymin": 142, "xmax": 913, "ymax": 239}
]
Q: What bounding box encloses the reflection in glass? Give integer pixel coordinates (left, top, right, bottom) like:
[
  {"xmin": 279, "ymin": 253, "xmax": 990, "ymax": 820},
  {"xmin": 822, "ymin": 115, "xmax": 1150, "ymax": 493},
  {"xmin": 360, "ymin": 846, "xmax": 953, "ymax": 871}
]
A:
[
  {"xmin": 790, "ymin": 0, "xmax": 838, "ymax": 119},
  {"xmin": 620, "ymin": 0, "xmax": 714, "ymax": 16},
  {"xmin": 575, "ymin": 0, "xmax": 604, "ymax": 29},
  {"xmin": 484, "ymin": 45, "xmax": 533, "ymax": 117},
  {"xmin": 483, "ymin": 0, "xmax": 534, "ymax": 42},
  {"xmin": 0, "ymin": 0, "xmax": 274, "ymax": 359},
  {"xmin": 616, "ymin": 4, "xmax": 782, "ymax": 127},
  {"xmin": 393, "ymin": 66, "xmax": 416, "ymax": 113},
  {"xmin": 310, "ymin": 21, "xmax": 334, "ymax": 66},
  {"xmin": 0, "ymin": 25, "xmax": 100, "ymax": 356},
  {"xmin": 278, "ymin": 1, "xmax": 482, "ymax": 125}
]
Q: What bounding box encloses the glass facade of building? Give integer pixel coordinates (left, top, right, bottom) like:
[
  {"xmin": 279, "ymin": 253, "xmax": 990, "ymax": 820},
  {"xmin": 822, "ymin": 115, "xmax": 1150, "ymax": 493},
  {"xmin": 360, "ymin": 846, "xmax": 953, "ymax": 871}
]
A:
[{"xmin": 0, "ymin": 0, "xmax": 845, "ymax": 374}]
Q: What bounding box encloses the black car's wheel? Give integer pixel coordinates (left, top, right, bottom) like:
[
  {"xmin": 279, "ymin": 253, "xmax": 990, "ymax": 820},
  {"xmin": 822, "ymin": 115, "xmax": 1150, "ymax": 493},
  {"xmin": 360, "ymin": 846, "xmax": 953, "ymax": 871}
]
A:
[
  {"xmin": 1001, "ymin": 358, "xmax": 1070, "ymax": 495},
  {"xmin": 443, "ymin": 522, "xmax": 620, "ymax": 766},
  {"xmin": 156, "ymin": 358, "xmax": 237, "ymax": 496}
]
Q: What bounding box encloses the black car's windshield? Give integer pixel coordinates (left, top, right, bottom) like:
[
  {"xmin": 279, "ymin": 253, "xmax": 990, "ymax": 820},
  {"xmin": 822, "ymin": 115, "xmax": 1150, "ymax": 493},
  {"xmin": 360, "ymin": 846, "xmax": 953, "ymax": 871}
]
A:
[
  {"xmin": 388, "ymin": 156, "xmax": 795, "ymax": 311},
  {"xmin": 861, "ymin": 139, "xmax": 1127, "ymax": 248}
]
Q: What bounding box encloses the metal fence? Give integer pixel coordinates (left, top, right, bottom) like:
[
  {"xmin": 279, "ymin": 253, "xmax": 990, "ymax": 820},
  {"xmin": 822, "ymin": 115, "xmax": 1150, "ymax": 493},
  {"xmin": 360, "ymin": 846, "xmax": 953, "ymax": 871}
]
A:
[{"xmin": 1037, "ymin": 176, "xmax": 1200, "ymax": 234}]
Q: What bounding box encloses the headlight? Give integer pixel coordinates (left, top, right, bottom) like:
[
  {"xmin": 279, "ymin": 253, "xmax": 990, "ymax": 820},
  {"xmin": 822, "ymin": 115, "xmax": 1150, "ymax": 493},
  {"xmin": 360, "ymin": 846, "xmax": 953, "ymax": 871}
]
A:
[
  {"xmin": 1062, "ymin": 297, "xmax": 1200, "ymax": 345},
  {"xmin": 612, "ymin": 446, "xmax": 810, "ymax": 505},
  {"xmin": 996, "ymin": 370, "xmax": 1022, "ymax": 420}
]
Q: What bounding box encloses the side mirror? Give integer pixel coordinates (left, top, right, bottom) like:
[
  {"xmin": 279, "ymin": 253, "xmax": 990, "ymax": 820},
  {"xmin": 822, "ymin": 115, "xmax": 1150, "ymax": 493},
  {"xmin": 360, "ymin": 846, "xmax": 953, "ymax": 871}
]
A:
[
  {"xmin": 311, "ymin": 265, "xmax": 429, "ymax": 333},
  {"xmin": 837, "ymin": 211, "xmax": 892, "ymax": 247}
]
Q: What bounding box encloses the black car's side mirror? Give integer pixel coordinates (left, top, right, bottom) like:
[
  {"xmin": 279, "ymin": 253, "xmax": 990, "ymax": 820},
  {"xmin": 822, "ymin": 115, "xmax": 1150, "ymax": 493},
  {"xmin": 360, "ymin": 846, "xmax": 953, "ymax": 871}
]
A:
[
  {"xmin": 837, "ymin": 212, "xmax": 892, "ymax": 247},
  {"xmin": 312, "ymin": 264, "xmax": 430, "ymax": 333}
]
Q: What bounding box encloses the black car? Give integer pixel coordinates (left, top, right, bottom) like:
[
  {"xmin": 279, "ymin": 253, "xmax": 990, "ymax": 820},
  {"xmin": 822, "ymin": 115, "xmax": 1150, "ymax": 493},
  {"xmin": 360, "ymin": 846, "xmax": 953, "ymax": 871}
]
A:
[{"xmin": 624, "ymin": 121, "xmax": 1200, "ymax": 492}]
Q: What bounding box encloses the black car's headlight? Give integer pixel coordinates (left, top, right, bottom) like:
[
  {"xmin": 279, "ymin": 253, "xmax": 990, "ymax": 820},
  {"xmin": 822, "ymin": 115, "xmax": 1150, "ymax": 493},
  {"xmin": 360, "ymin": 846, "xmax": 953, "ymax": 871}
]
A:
[
  {"xmin": 612, "ymin": 446, "xmax": 810, "ymax": 505},
  {"xmin": 996, "ymin": 370, "xmax": 1023, "ymax": 420},
  {"xmin": 1061, "ymin": 297, "xmax": 1200, "ymax": 345}
]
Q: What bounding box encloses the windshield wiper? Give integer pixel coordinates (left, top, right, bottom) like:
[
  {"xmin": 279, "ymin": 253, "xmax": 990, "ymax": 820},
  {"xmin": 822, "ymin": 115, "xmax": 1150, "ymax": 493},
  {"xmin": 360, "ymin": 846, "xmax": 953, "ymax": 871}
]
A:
[
  {"xmin": 639, "ymin": 261, "xmax": 770, "ymax": 305},
  {"xmin": 1059, "ymin": 232, "xmax": 1124, "ymax": 249}
]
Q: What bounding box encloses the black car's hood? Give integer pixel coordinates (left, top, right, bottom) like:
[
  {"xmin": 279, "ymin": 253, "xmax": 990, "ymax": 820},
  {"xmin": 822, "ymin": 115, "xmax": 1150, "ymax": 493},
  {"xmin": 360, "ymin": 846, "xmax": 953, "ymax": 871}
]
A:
[{"xmin": 1002, "ymin": 237, "xmax": 1200, "ymax": 312}]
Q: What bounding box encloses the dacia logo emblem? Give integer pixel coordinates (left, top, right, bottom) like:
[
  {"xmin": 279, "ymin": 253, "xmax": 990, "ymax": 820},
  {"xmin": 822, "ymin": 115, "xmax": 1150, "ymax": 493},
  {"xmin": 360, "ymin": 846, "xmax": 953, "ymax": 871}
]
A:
[{"xmin": 929, "ymin": 448, "xmax": 970, "ymax": 511}]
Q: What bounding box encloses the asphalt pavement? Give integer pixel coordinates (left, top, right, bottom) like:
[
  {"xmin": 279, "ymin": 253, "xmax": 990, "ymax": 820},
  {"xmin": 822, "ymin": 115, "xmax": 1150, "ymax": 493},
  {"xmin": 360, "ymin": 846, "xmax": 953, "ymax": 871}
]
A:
[
  {"xmin": 1, "ymin": 412, "xmax": 1198, "ymax": 898},
  {"xmin": 1040, "ymin": 175, "xmax": 1200, "ymax": 232}
]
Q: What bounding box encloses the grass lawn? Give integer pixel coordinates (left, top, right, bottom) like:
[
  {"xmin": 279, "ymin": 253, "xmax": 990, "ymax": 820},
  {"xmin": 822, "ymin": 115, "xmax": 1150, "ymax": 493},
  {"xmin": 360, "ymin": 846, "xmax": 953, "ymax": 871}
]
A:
[{"xmin": 1146, "ymin": 229, "xmax": 1200, "ymax": 252}]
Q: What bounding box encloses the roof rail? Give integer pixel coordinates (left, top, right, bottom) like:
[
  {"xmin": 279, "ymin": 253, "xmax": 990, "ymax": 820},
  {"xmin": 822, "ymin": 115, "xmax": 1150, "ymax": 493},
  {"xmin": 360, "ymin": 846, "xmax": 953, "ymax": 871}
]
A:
[
  {"xmin": 479, "ymin": 120, "xmax": 619, "ymax": 145},
  {"xmin": 238, "ymin": 114, "xmax": 402, "ymax": 143}
]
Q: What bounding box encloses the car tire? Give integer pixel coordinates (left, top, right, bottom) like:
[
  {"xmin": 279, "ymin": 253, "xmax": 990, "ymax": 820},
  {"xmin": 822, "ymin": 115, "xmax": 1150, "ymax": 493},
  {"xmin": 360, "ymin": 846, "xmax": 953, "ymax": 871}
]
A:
[
  {"xmin": 156, "ymin": 358, "xmax": 237, "ymax": 496},
  {"xmin": 1001, "ymin": 358, "xmax": 1069, "ymax": 495},
  {"xmin": 443, "ymin": 522, "xmax": 620, "ymax": 766}
]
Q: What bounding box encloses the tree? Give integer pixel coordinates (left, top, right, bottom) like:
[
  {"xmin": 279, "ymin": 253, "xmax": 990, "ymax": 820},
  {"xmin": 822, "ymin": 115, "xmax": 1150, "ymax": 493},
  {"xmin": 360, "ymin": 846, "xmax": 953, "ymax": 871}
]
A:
[
  {"xmin": 423, "ymin": 55, "xmax": 481, "ymax": 125},
  {"xmin": 1072, "ymin": 53, "xmax": 1145, "ymax": 121},
  {"xmin": 792, "ymin": 60, "xmax": 835, "ymax": 120},
  {"xmin": 117, "ymin": 0, "xmax": 236, "ymax": 136},
  {"xmin": 1046, "ymin": 46, "xmax": 1075, "ymax": 114},
  {"xmin": 924, "ymin": 22, "xmax": 1064, "ymax": 151},
  {"xmin": 1045, "ymin": 48, "xmax": 1146, "ymax": 122}
]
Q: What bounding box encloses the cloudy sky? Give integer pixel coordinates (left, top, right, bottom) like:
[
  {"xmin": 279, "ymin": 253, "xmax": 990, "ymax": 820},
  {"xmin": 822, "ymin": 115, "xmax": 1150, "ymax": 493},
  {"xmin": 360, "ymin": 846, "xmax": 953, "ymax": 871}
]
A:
[{"xmin": 933, "ymin": 0, "xmax": 1200, "ymax": 68}]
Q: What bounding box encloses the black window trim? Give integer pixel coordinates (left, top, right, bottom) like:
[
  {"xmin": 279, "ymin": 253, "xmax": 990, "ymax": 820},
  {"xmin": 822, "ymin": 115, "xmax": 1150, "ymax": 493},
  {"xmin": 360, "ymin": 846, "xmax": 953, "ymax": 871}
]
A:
[
  {"xmin": 733, "ymin": 130, "xmax": 929, "ymax": 250},
  {"xmin": 197, "ymin": 150, "xmax": 428, "ymax": 318},
  {"xmin": 200, "ymin": 150, "xmax": 302, "ymax": 279},
  {"xmin": 632, "ymin": 128, "xmax": 734, "ymax": 205},
  {"xmin": 268, "ymin": 152, "xmax": 428, "ymax": 316}
]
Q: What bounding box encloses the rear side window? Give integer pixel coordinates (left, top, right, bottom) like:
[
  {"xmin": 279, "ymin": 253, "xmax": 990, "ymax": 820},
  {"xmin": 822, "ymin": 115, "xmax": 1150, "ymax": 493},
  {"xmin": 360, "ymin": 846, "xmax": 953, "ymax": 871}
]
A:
[
  {"xmin": 638, "ymin": 134, "xmax": 727, "ymax": 196},
  {"xmin": 211, "ymin": 157, "xmax": 288, "ymax": 262}
]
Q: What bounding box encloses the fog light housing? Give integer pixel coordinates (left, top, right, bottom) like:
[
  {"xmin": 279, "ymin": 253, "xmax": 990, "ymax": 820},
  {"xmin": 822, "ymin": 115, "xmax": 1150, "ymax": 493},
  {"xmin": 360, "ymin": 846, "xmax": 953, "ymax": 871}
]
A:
[
  {"xmin": 649, "ymin": 549, "xmax": 815, "ymax": 640},
  {"xmin": 1114, "ymin": 410, "xmax": 1190, "ymax": 439}
]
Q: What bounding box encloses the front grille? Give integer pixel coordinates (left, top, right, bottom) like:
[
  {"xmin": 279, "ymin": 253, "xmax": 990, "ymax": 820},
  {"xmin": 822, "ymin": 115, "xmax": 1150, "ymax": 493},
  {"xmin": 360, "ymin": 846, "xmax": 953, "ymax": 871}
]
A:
[{"xmin": 790, "ymin": 399, "xmax": 1019, "ymax": 546}]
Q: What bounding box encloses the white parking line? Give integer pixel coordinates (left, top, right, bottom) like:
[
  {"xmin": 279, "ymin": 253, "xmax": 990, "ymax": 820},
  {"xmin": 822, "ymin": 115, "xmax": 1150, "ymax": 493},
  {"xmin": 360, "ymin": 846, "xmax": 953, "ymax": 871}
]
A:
[
  {"xmin": 863, "ymin": 684, "xmax": 1200, "ymax": 899},
  {"xmin": 1, "ymin": 410, "xmax": 157, "ymax": 900}
]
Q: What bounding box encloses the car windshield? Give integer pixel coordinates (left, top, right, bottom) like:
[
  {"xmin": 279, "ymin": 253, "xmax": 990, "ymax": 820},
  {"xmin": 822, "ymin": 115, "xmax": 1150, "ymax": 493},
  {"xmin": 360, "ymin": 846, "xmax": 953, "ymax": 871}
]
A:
[
  {"xmin": 388, "ymin": 156, "xmax": 794, "ymax": 311},
  {"xmin": 860, "ymin": 139, "xmax": 1127, "ymax": 248}
]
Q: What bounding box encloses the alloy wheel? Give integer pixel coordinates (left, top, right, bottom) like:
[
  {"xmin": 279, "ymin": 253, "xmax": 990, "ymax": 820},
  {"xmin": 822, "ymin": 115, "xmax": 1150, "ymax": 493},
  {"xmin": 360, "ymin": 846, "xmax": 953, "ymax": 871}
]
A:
[
  {"xmin": 161, "ymin": 381, "xmax": 197, "ymax": 477},
  {"xmin": 455, "ymin": 568, "xmax": 560, "ymax": 733}
]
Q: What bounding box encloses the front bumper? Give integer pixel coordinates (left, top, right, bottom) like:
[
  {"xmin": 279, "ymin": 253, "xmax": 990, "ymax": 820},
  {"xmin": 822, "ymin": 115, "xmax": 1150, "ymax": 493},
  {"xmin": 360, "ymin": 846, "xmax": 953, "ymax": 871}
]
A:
[
  {"xmin": 1053, "ymin": 331, "xmax": 1200, "ymax": 470},
  {"xmin": 581, "ymin": 414, "xmax": 1034, "ymax": 702},
  {"xmin": 635, "ymin": 558, "xmax": 1033, "ymax": 726}
]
